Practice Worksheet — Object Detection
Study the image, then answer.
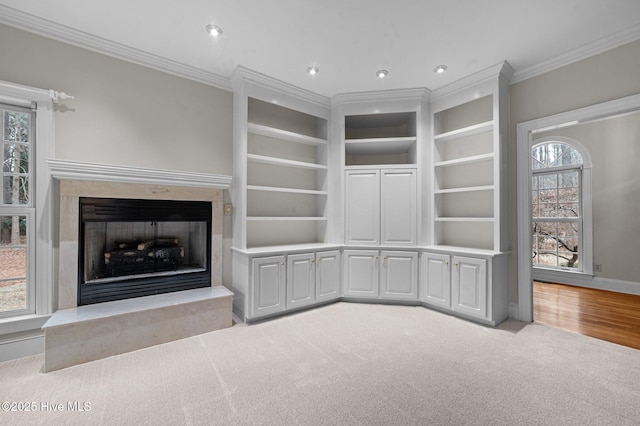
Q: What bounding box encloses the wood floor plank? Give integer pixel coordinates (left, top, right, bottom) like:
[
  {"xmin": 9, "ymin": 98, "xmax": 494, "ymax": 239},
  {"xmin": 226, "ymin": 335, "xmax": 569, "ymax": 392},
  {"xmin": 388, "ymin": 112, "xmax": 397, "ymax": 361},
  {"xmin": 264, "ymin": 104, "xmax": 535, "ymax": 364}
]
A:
[{"xmin": 533, "ymin": 281, "xmax": 640, "ymax": 350}]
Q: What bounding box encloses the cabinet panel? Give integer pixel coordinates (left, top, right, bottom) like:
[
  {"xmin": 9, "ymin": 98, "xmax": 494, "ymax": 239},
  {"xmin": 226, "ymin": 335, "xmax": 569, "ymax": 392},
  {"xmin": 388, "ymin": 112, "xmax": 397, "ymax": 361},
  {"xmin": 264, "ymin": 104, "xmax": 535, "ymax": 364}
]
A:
[
  {"xmin": 421, "ymin": 253, "xmax": 451, "ymax": 307},
  {"xmin": 451, "ymin": 256, "xmax": 487, "ymax": 318},
  {"xmin": 343, "ymin": 250, "xmax": 379, "ymax": 297},
  {"xmin": 251, "ymin": 256, "xmax": 286, "ymax": 317},
  {"xmin": 286, "ymin": 253, "xmax": 316, "ymax": 309},
  {"xmin": 316, "ymin": 250, "xmax": 341, "ymax": 302},
  {"xmin": 381, "ymin": 169, "xmax": 417, "ymax": 245},
  {"xmin": 380, "ymin": 251, "xmax": 418, "ymax": 299},
  {"xmin": 345, "ymin": 170, "xmax": 380, "ymax": 244}
]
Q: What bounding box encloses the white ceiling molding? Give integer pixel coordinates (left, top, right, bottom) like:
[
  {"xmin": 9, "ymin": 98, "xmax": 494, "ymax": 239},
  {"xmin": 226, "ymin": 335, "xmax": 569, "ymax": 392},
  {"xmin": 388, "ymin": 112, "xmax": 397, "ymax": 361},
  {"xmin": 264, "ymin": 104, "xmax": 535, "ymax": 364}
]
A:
[
  {"xmin": 431, "ymin": 61, "xmax": 514, "ymax": 102},
  {"xmin": 47, "ymin": 159, "xmax": 232, "ymax": 189},
  {"xmin": 0, "ymin": 4, "xmax": 232, "ymax": 91},
  {"xmin": 231, "ymin": 66, "xmax": 331, "ymax": 110},
  {"xmin": 512, "ymin": 22, "xmax": 640, "ymax": 84},
  {"xmin": 331, "ymin": 87, "xmax": 431, "ymax": 108}
]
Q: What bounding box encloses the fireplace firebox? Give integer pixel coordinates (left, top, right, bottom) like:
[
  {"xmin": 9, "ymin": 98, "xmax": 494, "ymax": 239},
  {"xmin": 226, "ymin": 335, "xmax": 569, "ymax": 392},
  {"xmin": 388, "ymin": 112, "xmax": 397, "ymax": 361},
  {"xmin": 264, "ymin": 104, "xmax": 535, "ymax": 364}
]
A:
[{"xmin": 78, "ymin": 197, "xmax": 212, "ymax": 305}]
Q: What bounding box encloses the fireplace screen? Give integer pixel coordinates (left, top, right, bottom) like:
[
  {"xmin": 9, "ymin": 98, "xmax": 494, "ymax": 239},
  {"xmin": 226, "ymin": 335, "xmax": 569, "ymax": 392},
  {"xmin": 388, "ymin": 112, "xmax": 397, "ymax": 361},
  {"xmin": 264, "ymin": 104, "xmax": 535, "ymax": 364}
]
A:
[{"xmin": 79, "ymin": 197, "xmax": 212, "ymax": 305}]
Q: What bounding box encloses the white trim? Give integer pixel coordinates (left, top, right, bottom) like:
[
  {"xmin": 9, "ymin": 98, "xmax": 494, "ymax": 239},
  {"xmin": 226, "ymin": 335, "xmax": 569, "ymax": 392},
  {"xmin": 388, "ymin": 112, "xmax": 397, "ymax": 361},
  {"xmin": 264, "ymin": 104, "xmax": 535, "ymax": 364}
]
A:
[
  {"xmin": 512, "ymin": 23, "xmax": 640, "ymax": 84},
  {"xmin": 431, "ymin": 61, "xmax": 514, "ymax": 102},
  {"xmin": 508, "ymin": 303, "xmax": 519, "ymax": 320},
  {"xmin": 47, "ymin": 159, "xmax": 232, "ymax": 189},
  {"xmin": 231, "ymin": 66, "xmax": 330, "ymax": 110},
  {"xmin": 0, "ymin": 5, "xmax": 231, "ymax": 92},
  {"xmin": 332, "ymin": 87, "xmax": 431, "ymax": 107},
  {"xmin": 516, "ymin": 93, "xmax": 640, "ymax": 322}
]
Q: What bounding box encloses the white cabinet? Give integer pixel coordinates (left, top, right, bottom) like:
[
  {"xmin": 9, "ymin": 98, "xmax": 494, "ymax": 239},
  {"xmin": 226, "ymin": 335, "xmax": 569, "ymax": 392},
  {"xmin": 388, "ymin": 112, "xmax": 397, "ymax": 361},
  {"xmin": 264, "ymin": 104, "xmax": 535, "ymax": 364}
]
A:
[
  {"xmin": 343, "ymin": 250, "xmax": 379, "ymax": 297},
  {"xmin": 251, "ymin": 256, "xmax": 286, "ymax": 317},
  {"xmin": 286, "ymin": 253, "xmax": 316, "ymax": 309},
  {"xmin": 345, "ymin": 170, "xmax": 380, "ymax": 245},
  {"xmin": 451, "ymin": 256, "xmax": 487, "ymax": 318},
  {"xmin": 316, "ymin": 250, "xmax": 342, "ymax": 302},
  {"xmin": 380, "ymin": 251, "xmax": 418, "ymax": 300},
  {"xmin": 420, "ymin": 252, "xmax": 451, "ymax": 308},
  {"xmin": 345, "ymin": 168, "xmax": 417, "ymax": 246},
  {"xmin": 343, "ymin": 249, "xmax": 417, "ymax": 300}
]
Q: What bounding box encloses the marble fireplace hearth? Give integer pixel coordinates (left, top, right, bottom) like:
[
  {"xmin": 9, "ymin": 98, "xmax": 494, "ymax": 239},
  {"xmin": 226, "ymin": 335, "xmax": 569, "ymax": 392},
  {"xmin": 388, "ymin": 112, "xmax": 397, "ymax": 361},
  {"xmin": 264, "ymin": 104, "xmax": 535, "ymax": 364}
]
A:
[{"xmin": 42, "ymin": 172, "xmax": 233, "ymax": 372}]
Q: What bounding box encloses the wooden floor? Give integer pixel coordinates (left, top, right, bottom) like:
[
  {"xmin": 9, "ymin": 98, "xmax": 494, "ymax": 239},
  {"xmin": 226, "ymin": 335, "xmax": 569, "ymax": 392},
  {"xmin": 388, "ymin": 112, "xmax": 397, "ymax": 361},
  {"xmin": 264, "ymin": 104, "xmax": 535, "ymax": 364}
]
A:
[{"xmin": 534, "ymin": 281, "xmax": 640, "ymax": 350}]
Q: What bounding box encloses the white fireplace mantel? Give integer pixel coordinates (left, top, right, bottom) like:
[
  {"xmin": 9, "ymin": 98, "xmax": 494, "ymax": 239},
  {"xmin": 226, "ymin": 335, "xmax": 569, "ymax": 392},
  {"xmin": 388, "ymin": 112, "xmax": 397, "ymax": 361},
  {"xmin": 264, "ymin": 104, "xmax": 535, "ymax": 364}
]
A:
[{"xmin": 47, "ymin": 159, "xmax": 232, "ymax": 189}]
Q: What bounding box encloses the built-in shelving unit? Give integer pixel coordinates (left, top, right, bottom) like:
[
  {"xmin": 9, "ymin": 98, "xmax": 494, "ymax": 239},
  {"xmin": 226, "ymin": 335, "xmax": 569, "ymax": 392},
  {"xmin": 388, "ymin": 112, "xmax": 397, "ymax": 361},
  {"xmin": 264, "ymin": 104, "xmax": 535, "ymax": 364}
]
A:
[
  {"xmin": 231, "ymin": 68, "xmax": 333, "ymax": 250},
  {"xmin": 344, "ymin": 112, "xmax": 418, "ymax": 166},
  {"xmin": 430, "ymin": 62, "xmax": 512, "ymax": 252}
]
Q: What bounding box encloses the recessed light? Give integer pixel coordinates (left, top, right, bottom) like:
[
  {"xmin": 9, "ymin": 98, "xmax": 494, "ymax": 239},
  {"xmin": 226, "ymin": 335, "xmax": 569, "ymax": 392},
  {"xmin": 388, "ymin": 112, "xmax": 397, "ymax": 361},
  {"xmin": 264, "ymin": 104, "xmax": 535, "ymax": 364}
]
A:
[
  {"xmin": 307, "ymin": 66, "xmax": 319, "ymax": 75},
  {"xmin": 205, "ymin": 24, "xmax": 223, "ymax": 37},
  {"xmin": 434, "ymin": 65, "xmax": 447, "ymax": 74},
  {"xmin": 376, "ymin": 69, "xmax": 388, "ymax": 78}
]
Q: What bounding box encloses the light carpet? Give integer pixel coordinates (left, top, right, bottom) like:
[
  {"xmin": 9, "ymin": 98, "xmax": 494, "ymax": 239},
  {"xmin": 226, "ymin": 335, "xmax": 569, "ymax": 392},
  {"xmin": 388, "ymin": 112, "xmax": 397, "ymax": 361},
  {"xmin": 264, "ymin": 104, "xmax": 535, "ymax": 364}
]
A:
[{"xmin": 1, "ymin": 302, "xmax": 639, "ymax": 425}]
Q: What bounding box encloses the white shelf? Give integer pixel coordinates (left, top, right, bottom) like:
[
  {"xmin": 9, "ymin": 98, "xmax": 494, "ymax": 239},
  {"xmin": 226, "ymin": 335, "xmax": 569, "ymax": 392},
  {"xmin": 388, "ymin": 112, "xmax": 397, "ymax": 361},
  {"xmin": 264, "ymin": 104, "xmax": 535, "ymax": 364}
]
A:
[
  {"xmin": 345, "ymin": 137, "xmax": 416, "ymax": 156},
  {"xmin": 247, "ymin": 216, "xmax": 327, "ymax": 222},
  {"xmin": 434, "ymin": 120, "xmax": 493, "ymax": 142},
  {"xmin": 435, "ymin": 185, "xmax": 494, "ymax": 194},
  {"xmin": 434, "ymin": 217, "xmax": 495, "ymax": 222},
  {"xmin": 248, "ymin": 122, "xmax": 327, "ymax": 146},
  {"xmin": 247, "ymin": 154, "xmax": 327, "ymax": 170},
  {"xmin": 434, "ymin": 153, "xmax": 494, "ymax": 168},
  {"xmin": 247, "ymin": 185, "xmax": 328, "ymax": 195}
]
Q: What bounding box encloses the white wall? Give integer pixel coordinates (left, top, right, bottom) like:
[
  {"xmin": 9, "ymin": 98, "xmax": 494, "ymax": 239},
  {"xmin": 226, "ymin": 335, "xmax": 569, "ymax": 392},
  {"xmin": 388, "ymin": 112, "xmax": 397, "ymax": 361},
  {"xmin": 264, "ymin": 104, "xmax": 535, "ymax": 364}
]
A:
[
  {"xmin": 0, "ymin": 23, "xmax": 233, "ymax": 175},
  {"xmin": 509, "ymin": 38, "xmax": 640, "ymax": 303}
]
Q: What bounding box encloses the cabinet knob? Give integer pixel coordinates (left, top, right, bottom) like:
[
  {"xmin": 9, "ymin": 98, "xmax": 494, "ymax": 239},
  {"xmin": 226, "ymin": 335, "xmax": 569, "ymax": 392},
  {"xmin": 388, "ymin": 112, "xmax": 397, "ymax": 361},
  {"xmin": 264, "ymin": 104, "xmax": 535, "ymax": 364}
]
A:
[
  {"xmin": 280, "ymin": 262, "xmax": 285, "ymax": 266},
  {"xmin": 384, "ymin": 256, "xmax": 388, "ymax": 260},
  {"xmin": 454, "ymin": 263, "xmax": 458, "ymax": 267},
  {"xmin": 311, "ymin": 259, "xmax": 315, "ymax": 263},
  {"xmin": 445, "ymin": 261, "xmax": 449, "ymax": 266}
]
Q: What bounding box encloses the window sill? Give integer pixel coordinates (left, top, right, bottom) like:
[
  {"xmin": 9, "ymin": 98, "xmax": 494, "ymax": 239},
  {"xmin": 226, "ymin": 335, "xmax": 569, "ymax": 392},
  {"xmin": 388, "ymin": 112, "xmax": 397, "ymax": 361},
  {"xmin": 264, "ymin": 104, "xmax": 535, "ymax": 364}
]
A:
[
  {"xmin": 533, "ymin": 267, "xmax": 594, "ymax": 284},
  {"xmin": 0, "ymin": 314, "xmax": 51, "ymax": 336}
]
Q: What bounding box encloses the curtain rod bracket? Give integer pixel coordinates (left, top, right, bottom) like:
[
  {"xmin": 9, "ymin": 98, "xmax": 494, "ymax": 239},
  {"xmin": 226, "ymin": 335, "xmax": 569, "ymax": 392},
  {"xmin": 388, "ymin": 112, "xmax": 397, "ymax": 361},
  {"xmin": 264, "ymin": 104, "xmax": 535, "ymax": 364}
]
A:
[{"xmin": 49, "ymin": 89, "xmax": 75, "ymax": 104}]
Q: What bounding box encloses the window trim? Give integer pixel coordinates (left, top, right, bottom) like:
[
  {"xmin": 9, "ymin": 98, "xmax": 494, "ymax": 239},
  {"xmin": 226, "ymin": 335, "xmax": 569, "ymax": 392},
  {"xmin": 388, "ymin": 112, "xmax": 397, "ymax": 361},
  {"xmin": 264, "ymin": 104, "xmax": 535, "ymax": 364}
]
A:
[
  {"xmin": 530, "ymin": 138, "xmax": 588, "ymax": 273},
  {"xmin": 0, "ymin": 80, "xmax": 54, "ymax": 328}
]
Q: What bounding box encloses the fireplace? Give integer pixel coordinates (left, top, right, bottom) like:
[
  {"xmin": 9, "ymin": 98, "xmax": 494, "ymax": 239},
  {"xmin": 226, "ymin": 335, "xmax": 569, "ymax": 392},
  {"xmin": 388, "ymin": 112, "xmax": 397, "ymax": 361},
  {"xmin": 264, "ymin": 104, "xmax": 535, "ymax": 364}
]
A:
[{"xmin": 78, "ymin": 197, "xmax": 212, "ymax": 305}]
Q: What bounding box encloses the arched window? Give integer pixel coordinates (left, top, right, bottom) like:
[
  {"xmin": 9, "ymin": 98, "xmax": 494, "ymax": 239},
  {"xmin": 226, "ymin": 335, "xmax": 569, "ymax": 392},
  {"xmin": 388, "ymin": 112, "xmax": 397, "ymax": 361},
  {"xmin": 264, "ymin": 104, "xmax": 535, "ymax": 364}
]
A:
[{"xmin": 531, "ymin": 137, "xmax": 590, "ymax": 272}]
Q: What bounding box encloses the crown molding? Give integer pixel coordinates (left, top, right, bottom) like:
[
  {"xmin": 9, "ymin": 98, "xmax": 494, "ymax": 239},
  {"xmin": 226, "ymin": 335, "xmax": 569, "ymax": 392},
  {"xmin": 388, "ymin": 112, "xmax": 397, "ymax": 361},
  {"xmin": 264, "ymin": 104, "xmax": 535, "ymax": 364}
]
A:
[
  {"xmin": 512, "ymin": 23, "xmax": 640, "ymax": 84},
  {"xmin": 0, "ymin": 5, "xmax": 232, "ymax": 91},
  {"xmin": 331, "ymin": 87, "xmax": 431, "ymax": 107},
  {"xmin": 431, "ymin": 61, "xmax": 513, "ymax": 101},
  {"xmin": 231, "ymin": 66, "xmax": 331, "ymax": 109},
  {"xmin": 47, "ymin": 159, "xmax": 232, "ymax": 189}
]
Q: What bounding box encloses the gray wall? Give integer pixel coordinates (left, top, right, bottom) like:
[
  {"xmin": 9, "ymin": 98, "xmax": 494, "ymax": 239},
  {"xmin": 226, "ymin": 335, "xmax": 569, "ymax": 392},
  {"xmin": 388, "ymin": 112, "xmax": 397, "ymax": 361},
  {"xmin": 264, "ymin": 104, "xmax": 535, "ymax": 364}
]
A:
[
  {"xmin": 509, "ymin": 38, "xmax": 640, "ymax": 303},
  {"xmin": 0, "ymin": 23, "xmax": 233, "ymax": 175}
]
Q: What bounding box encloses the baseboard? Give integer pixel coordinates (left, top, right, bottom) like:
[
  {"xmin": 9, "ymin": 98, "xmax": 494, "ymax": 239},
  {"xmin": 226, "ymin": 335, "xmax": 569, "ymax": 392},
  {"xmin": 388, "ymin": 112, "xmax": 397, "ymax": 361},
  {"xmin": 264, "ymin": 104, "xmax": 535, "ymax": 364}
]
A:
[
  {"xmin": 534, "ymin": 269, "xmax": 640, "ymax": 296},
  {"xmin": 0, "ymin": 333, "xmax": 44, "ymax": 363}
]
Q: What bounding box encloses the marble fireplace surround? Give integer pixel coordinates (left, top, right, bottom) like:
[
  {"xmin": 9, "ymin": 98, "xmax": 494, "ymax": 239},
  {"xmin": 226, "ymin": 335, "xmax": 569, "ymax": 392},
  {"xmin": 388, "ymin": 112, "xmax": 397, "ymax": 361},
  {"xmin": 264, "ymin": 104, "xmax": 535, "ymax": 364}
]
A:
[{"xmin": 43, "ymin": 161, "xmax": 233, "ymax": 371}]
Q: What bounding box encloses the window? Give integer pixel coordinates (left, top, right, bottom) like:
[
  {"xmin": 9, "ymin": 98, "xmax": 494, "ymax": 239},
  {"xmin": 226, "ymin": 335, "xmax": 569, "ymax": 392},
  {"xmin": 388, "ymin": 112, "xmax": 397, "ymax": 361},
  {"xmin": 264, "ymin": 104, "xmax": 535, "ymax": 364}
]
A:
[
  {"xmin": 0, "ymin": 80, "xmax": 54, "ymax": 324},
  {"xmin": 0, "ymin": 104, "xmax": 34, "ymax": 317},
  {"xmin": 531, "ymin": 139, "xmax": 585, "ymax": 271}
]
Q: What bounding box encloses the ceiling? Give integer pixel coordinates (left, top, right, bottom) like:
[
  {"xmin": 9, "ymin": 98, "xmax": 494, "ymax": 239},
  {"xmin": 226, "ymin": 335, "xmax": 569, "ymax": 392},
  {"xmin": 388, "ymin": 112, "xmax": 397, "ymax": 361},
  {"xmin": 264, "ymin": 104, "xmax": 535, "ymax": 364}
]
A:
[{"xmin": 2, "ymin": 0, "xmax": 640, "ymax": 97}]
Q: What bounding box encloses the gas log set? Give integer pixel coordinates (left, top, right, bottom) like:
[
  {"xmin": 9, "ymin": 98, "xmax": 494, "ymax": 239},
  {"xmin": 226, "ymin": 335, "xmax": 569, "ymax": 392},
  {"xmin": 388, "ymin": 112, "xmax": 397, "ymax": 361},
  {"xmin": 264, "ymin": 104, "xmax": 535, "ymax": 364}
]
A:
[{"xmin": 103, "ymin": 237, "xmax": 184, "ymax": 278}]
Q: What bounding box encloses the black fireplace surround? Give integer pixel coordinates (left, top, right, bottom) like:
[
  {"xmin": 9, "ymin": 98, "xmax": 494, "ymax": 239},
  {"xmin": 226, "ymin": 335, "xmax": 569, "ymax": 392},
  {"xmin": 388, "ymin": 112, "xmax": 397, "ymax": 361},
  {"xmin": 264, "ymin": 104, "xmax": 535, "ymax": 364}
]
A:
[{"xmin": 78, "ymin": 197, "xmax": 212, "ymax": 306}]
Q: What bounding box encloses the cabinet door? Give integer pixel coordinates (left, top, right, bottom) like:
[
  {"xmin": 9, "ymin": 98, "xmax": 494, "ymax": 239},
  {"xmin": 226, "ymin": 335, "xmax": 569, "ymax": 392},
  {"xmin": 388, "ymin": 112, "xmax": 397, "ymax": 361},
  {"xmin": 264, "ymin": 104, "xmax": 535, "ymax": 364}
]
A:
[
  {"xmin": 451, "ymin": 256, "xmax": 487, "ymax": 318},
  {"xmin": 420, "ymin": 253, "xmax": 451, "ymax": 307},
  {"xmin": 380, "ymin": 251, "xmax": 418, "ymax": 300},
  {"xmin": 316, "ymin": 250, "xmax": 341, "ymax": 302},
  {"xmin": 381, "ymin": 169, "xmax": 417, "ymax": 246},
  {"xmin": 251, "ymin": 256, "xmax": 286, "ymax": 318},
  {"xmin": 286, "ymin": 253, "xmax": 316, "ymax": 309},
  {"xmin": 343, "ymin": 250, "xmax": 379, "ymax": 298},
  {"xmin": 345, "ymin": 170, "xmax": 380, "ymax": 245}
]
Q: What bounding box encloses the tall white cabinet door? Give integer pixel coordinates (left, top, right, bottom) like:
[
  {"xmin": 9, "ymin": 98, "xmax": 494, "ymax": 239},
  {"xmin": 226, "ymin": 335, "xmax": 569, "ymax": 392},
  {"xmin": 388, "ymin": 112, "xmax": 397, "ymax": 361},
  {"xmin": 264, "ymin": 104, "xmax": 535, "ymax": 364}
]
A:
[
  {"xmin": 251, "ymin": 256, "xmax": 286, "ymax": 318},
  {"xmin": 451, "ymin": 256, "xmax": 487, "ymax": 318},
  {"xmin": 316, "ymin": 250, "xmax": 341, "ymax": 302},
  {"xmin": 345, "ymin": 170, "xmax": 380, "ymax": 245},
  {"xmin": 380, "ymin": 251, "xmax": 418, "ymax": 299},
  {"xmin": 343, "ymin": 250, "xmax": 379, "ymax": 298},
  {"xmin": 286, "ymin": 253, "xmax": 316, "ymax": 309},
  {"xmin": 420, "ymin": 253, "xmax": 451, "ymax": 307},
  {"xmin": 381, "ymin": 169, "xmax": 417, "ymax": 246}
]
